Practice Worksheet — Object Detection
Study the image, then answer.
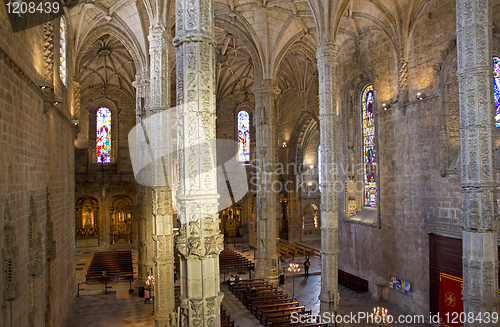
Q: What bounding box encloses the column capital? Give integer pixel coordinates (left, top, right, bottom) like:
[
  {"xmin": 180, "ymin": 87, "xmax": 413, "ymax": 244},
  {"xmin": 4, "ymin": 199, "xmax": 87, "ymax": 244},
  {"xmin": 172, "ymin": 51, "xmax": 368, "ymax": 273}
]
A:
[
  {"xmin": 316, "ymin": 42, "xmax": 337, "ymax": 62},
  {"xmin": 148, "ymin": 24, "xmax": 170, "ymax": 38},
  {"xmin": 132, "ymin": 78, "xmax": 150, "ymax": 89},
  {"xmin": 252, "ymin": 79, "xmax": 280, "ymax": 95}
]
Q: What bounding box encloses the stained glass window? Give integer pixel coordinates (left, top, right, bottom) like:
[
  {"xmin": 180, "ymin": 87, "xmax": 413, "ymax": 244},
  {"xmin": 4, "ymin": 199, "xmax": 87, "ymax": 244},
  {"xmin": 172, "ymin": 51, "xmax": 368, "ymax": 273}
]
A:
[
  {"xmin": 238, "ymin": 111, "xmax": 250, "ymax": 162},
  {"xmin": 59, "ymin": 17, "xmax": 66, "ymax": 85},
  {"xmin": 362, "ymin": 84, "xmax": 377, "ymax": 207},
  {"xmin": 96, "ymin": 107, "xmax": 111, "ymax": 163},
  {"xmin": 494, "ymin": 56, "xmax": 500, "ymax": 127}
]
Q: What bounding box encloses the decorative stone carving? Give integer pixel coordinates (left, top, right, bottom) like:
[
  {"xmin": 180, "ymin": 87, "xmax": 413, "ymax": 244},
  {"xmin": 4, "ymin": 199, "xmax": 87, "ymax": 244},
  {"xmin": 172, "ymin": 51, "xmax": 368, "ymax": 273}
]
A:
[
  {"xmin": 28, "ymin": 195, "xmax": 42, "ymax": 277},
  {"xmin": 253, "ymin": 79, "xmax": 280, "ymax": 284},
  {"xmin": 43, "ymin": 21, "xmax": 54, "ymax": 85},
  {"xmin": 398, "ymin": 57, "xmax": 408, "ymax": 102},
  {"xmin": 73, "ymin": 80, "xmax": 81, "ymax": 123},
  {"xmin": 45, "ymin": 187, "xmax": 54, "ymax": 327},
  {"xmin": 174, "ymin": 0, "xmax": 224, "ymax": 322},
  {"xmin": 456, "ymin": 0, "xmax": 500, "ymax": 322},
  {"xmin": 46, "ymin": 188, "xmax": 56, "ymax": 260},
  {"xmin": 146, "ymin": 22, "xmax": 177, "ymax": 326},
  {"xmin": 316, "ymin": 42, "xmax": 340, "ymax": 315},
  {"xmin": 2, "ymin": 199, "xmax": 19, "ymax": 303}
]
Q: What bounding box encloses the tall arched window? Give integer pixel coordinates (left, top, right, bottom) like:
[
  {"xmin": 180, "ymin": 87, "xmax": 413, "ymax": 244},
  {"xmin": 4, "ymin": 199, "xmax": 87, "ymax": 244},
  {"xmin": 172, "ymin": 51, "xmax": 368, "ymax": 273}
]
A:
[
  {"xmin": 96, "ymin": 107, "xmax": 111, "ymax": 163},
  {"xmin": 493, "ymin": 56, "xmax": 500, "ymax": 127},
  {"xmin": 59, "ymin": 17, "xmax": 67, "ymax": 85},
  {"xmin": 362, "ymin": 84, "xmax": 377, "ymax": 207},
  {"xmin": 238, "ymin": 111, "xmax": 250, "ymax": 162}
]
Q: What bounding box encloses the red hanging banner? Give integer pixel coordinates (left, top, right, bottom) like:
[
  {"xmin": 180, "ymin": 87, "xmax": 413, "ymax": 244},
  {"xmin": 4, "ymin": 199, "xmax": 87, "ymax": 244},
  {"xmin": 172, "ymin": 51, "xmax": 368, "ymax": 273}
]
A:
[{"xmin": 439, "ymin": 271, "xmax": 464, "ymax": 327}]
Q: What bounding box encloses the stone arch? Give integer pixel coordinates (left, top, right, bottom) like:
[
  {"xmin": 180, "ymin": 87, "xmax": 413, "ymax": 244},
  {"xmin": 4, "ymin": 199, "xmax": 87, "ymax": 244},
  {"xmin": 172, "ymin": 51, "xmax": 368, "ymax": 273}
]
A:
[
  {"xmin": 438, "ymin": 46, "xmax": 460, "ymax": 176},
  {"xmin": 215, "ymin": 16, "xmax": 264, "ymax": 82},
  {"xmin": 302, "ymin": 203, "xmax": 320, "ymax": 240},
  {"xmin": 294, "ymin": 113, "xmax": 320, "ymax": 171},
  {"xmin": 339, "ymin": 71, "xmax": 380, "ymax": 222},
  {"xmin": 109, "ymin": 195, "xmax": 134, "ymax": 243},
  {"xmin": 273, "ymin": 37, "xmax": 318, "ymax": 80}
]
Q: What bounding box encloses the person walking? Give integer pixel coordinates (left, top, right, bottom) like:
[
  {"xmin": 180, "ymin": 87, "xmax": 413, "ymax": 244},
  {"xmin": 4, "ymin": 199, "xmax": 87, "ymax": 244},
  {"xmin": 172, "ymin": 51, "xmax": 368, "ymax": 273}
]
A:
[{"xmin": 304, "ymin": 258, "xmax": 310, "ymax": 278}]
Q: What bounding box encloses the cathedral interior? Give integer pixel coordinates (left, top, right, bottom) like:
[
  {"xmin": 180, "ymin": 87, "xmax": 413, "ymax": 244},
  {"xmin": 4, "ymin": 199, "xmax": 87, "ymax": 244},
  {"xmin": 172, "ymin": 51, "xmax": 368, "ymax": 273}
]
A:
[{"xmin": 1, "ymin": 0, "xmax": 500, "ymax": 326}]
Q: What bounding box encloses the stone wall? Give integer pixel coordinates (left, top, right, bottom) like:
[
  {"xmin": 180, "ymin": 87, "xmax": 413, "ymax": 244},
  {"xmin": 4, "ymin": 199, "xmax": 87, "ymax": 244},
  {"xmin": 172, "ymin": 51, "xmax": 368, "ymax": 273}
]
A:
[
  {"xmin": 0, "ymin": 8, "xmax": 75, "ymax": 327},
  {"xmin": 334, "ymin": 0, "xmax": 462, "ymax": 316},
  {"xmin": 75, "ymin": 87, "xmax": 137, "ymax": 247}
]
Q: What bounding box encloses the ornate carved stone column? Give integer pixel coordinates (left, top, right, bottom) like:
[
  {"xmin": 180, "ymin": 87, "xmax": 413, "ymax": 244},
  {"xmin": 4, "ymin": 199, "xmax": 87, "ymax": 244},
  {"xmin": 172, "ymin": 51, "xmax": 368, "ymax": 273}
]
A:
[
  {"xmin": 253, "ymin": 79, "xmax": 280, "ymax": 284},
  {"xmin": 73, "ymin": 79, "xmax": 81, "ymax": 121},
  {"xmin": 43, "ymin": 21, "xmax": 54, "ymax": 85},
  {"xmin": 174, "ymin": 0, "xmax": 224, "ymax": 323},
  {"xmin": 316, "ymin": 43, "xmax": 340, "ymax": 315},
  {"xmin": 148, "ymin": 24, "xmax": 176, "ymax": 327},
  {"xmin": 456, "ymin": 0, "xmax": 500, "ymax": 322},
  {"xmin": 133, "ymin": 74, "xmax": 150, "ymax": 287},
  {"xmin": 398, "ymin": 52, "xmax": 409, "ymax": 104}
]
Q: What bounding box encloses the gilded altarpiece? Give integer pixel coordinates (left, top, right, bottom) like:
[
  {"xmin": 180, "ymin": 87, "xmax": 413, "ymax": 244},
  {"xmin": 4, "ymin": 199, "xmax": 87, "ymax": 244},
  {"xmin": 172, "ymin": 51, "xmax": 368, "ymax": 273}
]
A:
[{"xmin": 75, "ymin": 197, "xmax": 99, "ymax": 244}]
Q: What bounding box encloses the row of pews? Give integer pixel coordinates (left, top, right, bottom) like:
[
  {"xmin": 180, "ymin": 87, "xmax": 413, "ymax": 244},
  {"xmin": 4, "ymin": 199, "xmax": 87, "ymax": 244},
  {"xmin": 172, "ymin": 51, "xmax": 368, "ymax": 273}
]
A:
[
  {"xmin": 174, "ymin": 247, "xmax": 254, "ymax": 276},
  {"xmin": 279, "ymin": 243, "xmax": 317, "ymax": 258},
  {"xmin": 230, "ymin": 278, "xmax": 327, "ymax": 327},
  {"xmin": 220, "ymin": 247, "xmax": 255, "ymax": 272},
  {"xmin": 85, "ymin": 250, "xmax": 134, "ymax": 283}
]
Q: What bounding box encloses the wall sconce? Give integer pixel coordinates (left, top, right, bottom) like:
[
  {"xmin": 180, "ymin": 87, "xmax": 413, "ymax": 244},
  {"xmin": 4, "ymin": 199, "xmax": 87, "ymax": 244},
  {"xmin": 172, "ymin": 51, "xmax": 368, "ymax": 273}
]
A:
[
  {"xmin": 71, "ymin": 119, "xmax": 80, "ymax": 126},
  {"xmin": 382, "ymin": 103, "xmax": 391, "ymax": 110},
  {"xmin": 282, "ymin": 142, "xmax": 287, "ymax": 148},
  {"xmin": 53, "ymin": 97, "xmax": 63, "ymax": 105},
  {"xmin": 416, "ymin": 92, "xmax": 426, "ymax": 100},
  {"xmin": 36, "ymin": 80, "xmax": 51, "ymax": 90},
  {"xmin": 309, "ymin": 165, "xmax": 314, "ymax": 169}
]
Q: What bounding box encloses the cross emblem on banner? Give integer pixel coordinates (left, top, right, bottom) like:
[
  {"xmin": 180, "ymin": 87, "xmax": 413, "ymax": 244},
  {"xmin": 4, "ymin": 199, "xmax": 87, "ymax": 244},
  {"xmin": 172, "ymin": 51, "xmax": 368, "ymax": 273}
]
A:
[{"xmin": 445, "ymin": 292, "xmax": 456, "ymax": 307}]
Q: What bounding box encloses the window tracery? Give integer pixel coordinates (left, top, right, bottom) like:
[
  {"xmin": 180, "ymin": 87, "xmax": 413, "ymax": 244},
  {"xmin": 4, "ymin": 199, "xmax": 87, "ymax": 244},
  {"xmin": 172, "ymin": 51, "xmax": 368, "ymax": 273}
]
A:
[
  {"xmin": 96, "ymin": 107, "xmax": 111, "ymax": 163},
  {"xmin": 493, "ymin": 56, "xmax": 500, "ymax": 127},
  {"xmin": 362, "ymin": 84, "xmax": 377, "ymax": 207},
  {"xmin": 59, "ymin": 17, "xmax": 66, "ymax": 85},
  {"xmin": 237, "ymin": 111, "xmax": 250, "ymax": 162}
]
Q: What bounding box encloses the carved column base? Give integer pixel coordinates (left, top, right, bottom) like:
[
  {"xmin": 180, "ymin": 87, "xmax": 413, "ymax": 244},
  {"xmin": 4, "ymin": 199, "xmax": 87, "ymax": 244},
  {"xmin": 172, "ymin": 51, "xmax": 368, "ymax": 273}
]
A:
[
  {"xmin": 462, "ymin": 231, "xmax": 500, "ymax": 326},
  {"xmin": 154, "ymin": 313, "xmax": 176, "ymax": 327},
  {"xmin": 255, "ymin": 256, "xmax": 280, "ymax": 285}
]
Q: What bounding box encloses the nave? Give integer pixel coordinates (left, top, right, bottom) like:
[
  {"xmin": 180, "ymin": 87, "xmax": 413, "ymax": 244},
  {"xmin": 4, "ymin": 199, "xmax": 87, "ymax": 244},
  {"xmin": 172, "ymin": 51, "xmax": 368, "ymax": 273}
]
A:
[{"xmin": 64, "ymin": 242, "xmax": 430, "ymax": 327}]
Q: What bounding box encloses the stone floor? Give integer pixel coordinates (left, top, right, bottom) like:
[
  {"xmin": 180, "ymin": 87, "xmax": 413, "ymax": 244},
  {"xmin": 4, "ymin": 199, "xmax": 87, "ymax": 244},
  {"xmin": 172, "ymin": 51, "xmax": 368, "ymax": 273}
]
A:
[{"xmin": 65, "ymin": 242, "xmax": 432, "ymax": 327}]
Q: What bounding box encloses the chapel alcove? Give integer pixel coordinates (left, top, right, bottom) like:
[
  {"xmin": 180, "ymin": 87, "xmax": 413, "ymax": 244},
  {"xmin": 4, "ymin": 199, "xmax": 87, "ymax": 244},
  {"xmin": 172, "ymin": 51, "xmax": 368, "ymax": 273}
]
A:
[
  {"xmin": 75, "ymin": 197, "xmax": 99, "ymax": 247},
  {"xmin": 302, "ymin": 203, "xmax": 320, "ymax": 240},
  {"xmin": 110, "ymin": 196, "xmax": 133, "ymax": 244}
]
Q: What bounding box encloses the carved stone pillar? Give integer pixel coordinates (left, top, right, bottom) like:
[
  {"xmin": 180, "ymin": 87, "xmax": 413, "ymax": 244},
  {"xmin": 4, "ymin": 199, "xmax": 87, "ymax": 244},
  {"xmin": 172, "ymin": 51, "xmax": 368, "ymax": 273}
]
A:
[
  {"xmin": 73, "ymin": 80, "xmax": 81, "ymax": 121},
  {"xmin": 456, "ymin": 0, "xmax": 500, "ymax": 323},
  {"xmin": 133, "ymin": 74, "xmax": 150, "ymax": 286},
  {"xmin": 43, "ymin": 21, "xmax": 54, "ymax": 85},
  {"xmin": 253, "ymin": 79, "xmax": 280, "ymax": 284},
  {"xmin": 2, "ymin": 199, "xmax": 19, "ymax": 327},
  {"xmin": 316, "ymin": 43, "xmax": 340, "ymax": 315},
  {"xmin": 398, "ymin": 53, "xmax": 409, "ymax": 104},
  {"xmin": 148, "ymin": 25, "xmax": 176, "ymax": 327},
  {"xmin": 174, "ymin": 0, "xmax": 224, "ymax": 323}
]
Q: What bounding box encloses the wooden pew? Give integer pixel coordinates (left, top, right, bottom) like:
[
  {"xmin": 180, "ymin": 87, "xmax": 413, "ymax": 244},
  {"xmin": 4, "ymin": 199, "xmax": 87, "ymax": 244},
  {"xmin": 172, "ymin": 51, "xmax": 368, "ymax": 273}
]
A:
[
  {"xmin": 295, "ymin": 243, "xmax": 317, "ymax": 256},
  {"xmin": 263, "ymin": 309, "xmax": 311, "ymax": 327},
  {"xmin": 85, "ymin": 250, "xmax": 133, "ymax": 282},
  {"xmin": 254, "ymin": 301, "xmax": 300, "ymax": 316},
  {"xmin": 260, "ymin": 306, "xmax": 305, "ymax": 320}
]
